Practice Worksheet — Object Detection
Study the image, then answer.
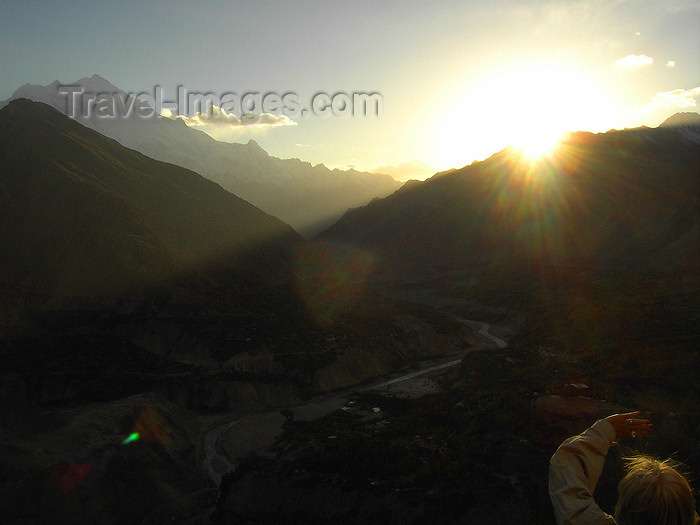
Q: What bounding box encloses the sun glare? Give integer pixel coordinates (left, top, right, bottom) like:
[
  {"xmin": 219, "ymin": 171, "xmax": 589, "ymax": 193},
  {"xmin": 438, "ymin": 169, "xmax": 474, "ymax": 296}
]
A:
[
  {"xmin": 515, "ymin": 128, "xmax": 564, "ymax": 159},
  {"xmin": 433, "ymin": 61, "xmax": 616, "ymax": 168}
]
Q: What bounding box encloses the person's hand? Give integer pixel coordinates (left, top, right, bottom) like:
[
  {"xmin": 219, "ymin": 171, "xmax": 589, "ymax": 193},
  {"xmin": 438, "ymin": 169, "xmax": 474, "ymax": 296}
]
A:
[{"xmin": 605, "ymin": 411, "xmax": 653, "ymax": 439}]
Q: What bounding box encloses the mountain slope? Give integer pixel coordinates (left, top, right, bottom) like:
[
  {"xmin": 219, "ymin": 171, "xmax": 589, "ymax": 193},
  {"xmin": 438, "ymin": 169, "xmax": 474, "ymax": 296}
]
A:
[
  {"xmin": 320, "ymin": 120, "xmax": 700, "ymax": 274},
  {"xmin": 1, "ymin": 76, "xmax": 401, "ymax": 236},
  {"xmin": 659, "ymin": 111, "xmax": 700, "ymax": 144},
  {"xmin": 0, "ymin": 98, "xmax": 302, "ymax": 300}
]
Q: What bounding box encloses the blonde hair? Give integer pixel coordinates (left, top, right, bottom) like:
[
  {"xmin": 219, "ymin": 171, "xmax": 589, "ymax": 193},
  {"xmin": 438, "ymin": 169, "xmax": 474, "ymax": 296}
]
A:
[{"xmin": 615, "ymin": 455, "xmax": 698, "ymax": 525}]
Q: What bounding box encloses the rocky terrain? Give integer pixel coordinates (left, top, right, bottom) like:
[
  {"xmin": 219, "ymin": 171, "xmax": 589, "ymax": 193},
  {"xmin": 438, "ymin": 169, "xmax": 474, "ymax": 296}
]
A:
[
  {"xmin": 321, "ymin": 119, "xmax": 700, "ymax": 274},
  {"xmin": 0, "ymin": 293, "xmax": 478, "ymax": 523},
  {"xmin": 0, "ymin": 391, "xmax": 213, "ymax": 524},
  {"xmin": 1, "ymin": 100, "xmax": 697, "ymax": 522},
  {"xmin": 0, "ymin": 100, "xmax": 463, "ymax": 523},
  {"xmin": 212, "ymin": 271, "xmax": 699, "ymax": 524}
]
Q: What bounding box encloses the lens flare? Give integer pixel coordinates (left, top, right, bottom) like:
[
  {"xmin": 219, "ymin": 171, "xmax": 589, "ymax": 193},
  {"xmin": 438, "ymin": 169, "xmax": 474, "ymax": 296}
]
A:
[
  {"xmin": 54, "ymin": 462, "xmax": 93, "ymax": 494},
  {"xmin": 133, "ymin": 406, "xmax": 171, "ymax": 445},
  {"xmin": 515, "ymin": 129, "xmax": 565, "ymax": 160},
  {"xmin": 122, "ymin": 432, "xmax": 140, "ymax": 445},
  {"xmin": 294, "ymin": 242, "xmax": 374, "ymax": 324}
]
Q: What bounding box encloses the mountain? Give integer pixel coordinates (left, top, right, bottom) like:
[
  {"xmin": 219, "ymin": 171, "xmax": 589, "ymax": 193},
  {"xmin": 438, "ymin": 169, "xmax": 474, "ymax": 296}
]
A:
[
  {"xmin": 659, "ymin": 111, "xmax": 700, "ymax": 144},
  {"xmin": 1, "ymin": 75, "xmax": 401, "ymax": 237},
  {"xmin": 0, "ymin": 99, "xmax": 469, "ymax": 524},
  {"xmin": 0, "ymin": 98, "xmax": 302, "ymax": 301},
  {"xmin": 319, "ymin": 119, "xmax": 700, "ymax": 275}
]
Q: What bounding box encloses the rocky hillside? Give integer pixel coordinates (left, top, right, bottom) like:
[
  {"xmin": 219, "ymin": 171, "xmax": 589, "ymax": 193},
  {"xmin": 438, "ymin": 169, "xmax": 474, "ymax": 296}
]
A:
[
  {"xmin": 213, "ymin": 270, "xmax": 699, "ymax": 524},
  {"xmin": 0, "ymin": 391, "xmax": 214, "ymax": 524},
  {"xmin": 0, "ymin": 101, "xmax": 476, "ymax": 522},
  {"xmin": 320, "ymin": 121, "xmax": 700, "ymax": 274},
  {"xmin": 0, "ymin": 98, "xmax": 303, "ymax": 300}
]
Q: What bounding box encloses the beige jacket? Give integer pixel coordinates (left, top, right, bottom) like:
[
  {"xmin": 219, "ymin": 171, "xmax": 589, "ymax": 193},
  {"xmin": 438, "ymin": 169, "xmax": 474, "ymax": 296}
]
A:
[{"xmin": 549, "ymin": 419, "xmax": 617, "ymax": 524}]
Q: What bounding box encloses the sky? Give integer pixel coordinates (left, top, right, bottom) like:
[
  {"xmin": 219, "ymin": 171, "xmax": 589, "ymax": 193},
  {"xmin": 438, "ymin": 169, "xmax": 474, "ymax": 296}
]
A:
[{"xmin": 1, "ymin": 0, "xmax": 699, "ymax": 179}]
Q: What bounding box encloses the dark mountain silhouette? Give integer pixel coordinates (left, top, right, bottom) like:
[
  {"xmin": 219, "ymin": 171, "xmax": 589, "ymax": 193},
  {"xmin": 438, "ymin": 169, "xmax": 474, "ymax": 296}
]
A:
[
  {"xmin": 0, "ymin": 98, "xmax": 309, "ymax": 523},
  {"xmin": 320, "ymin": 117, "xmax": 700, "ymax": 275},
  {"xmin": 0, "ymin": 98, "xmax": 303, "ymax": 302},
  {"xmin": 0, "ymin": 98, "xmax": 448, "ymax": 406},
  {"xmin": 1, "ymin": 76, "xmax": 401, "ymax": 237},
  {"xmin": 0, "ymin": 99, "xmax": 469, "ymax": 524}
]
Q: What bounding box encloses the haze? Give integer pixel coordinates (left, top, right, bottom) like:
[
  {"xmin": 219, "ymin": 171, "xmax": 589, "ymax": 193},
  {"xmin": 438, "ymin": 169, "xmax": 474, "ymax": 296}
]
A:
[{"xmin": 1, "ymin": 0, "xmax": 698, "ymax": 178}]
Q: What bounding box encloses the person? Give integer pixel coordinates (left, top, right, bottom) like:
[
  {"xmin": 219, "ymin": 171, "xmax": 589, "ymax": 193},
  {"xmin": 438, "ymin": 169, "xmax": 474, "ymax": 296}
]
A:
[{"xmin": 549, "ymin": 411, "xmax": 698, "ymax": 524}]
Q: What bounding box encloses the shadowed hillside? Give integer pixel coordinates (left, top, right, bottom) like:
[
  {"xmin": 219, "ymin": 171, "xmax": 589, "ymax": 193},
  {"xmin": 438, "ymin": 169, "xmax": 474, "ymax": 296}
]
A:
[
  {"xmin": 0, "ymin": 99, "xmax": 474, "ymax": 523},
  {"xmin": 320, "ymin": 123, "xmax": 700, "ymax": 275},
  {"xmin": 0, "ymin": 98, "xmax": 303, "ymax": 301}
]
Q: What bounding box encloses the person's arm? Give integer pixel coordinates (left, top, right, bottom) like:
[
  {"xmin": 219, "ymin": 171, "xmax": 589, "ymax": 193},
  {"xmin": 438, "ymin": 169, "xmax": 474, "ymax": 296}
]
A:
[
  {"xmin": 549, "ymin": 419, "xmax": 617, "ymax": 524},
  {"xmin": 548, "ymin": 412, "xmax": 652, "ymax": 525}
]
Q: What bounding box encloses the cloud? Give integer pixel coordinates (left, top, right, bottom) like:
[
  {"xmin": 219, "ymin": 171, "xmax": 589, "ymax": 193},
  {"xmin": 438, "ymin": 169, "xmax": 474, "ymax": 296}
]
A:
[
  {"xmin": 615, "ymin": 54, "xmax": 654, "ymax": 68},
  {"xmin": 626, "ymin": 86, "xmax": 700, "ymax": 128},
  {"xmin": 650, "ymin": 87, "xmax": 700, "ymax": 109},
  {"xmin": 666, "ymin": 60, "xmax": 676, "ymax": 68},
  {"xmin": 373, "ymin": 160, "xmax": 435, "ymax": 182},
  {"xmin": 256, "ymin": 112, "xmax": 296, "ymax": 127},
  {"xmin": 166, "ymin": 105, "xmax": 296, "ymax": 128}
]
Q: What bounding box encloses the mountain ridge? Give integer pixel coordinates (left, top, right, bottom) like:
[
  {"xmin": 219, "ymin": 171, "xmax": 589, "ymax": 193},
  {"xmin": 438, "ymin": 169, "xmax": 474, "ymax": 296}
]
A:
[
  {"xmin": 0, "ymin": 98, "xmax": 303, "ymax": 301},
  {"xmin": 1, "ymin": 76, "xmax": 401, "ymax": 236},
  {"xmin": 319, "ymin": 123, "xmax": 700, "ymax": 276},
  {"xmin": 659, "ymin": 111, "xmax": 700, "ymax": 144}
]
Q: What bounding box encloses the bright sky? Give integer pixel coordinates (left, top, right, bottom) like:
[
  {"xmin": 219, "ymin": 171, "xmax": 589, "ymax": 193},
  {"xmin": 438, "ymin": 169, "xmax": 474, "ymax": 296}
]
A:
[{"xmin": 1, "ymin": 0, "xmax": 698, "ymax": 179}]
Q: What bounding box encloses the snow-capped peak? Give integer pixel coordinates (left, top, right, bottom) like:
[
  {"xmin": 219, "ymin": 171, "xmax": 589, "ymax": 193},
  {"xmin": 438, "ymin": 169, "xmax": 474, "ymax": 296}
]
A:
[
  {"xmin": 659, "ymin": 112, "xmax": 700, "ymax": 144},
  {"xmin": 1, "ymin": 74, "xmax": 125, "ymax": 115}
]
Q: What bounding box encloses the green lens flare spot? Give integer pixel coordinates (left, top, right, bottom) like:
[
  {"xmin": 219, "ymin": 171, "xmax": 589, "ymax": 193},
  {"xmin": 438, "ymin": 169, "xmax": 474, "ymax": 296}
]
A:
[{"xmin": 122, "ymin": 432, "xmax": 140, "ymax": 445}]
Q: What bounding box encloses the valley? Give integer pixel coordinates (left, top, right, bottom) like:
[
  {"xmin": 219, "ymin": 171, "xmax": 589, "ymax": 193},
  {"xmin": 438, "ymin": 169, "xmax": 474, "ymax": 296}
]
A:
[
  {"xmin": 0, "ymin": 98, "xmax": 697, "ymax": 523},
  {"xmin": 210, "ymin": 269, "xmax": 699, "ymax": 524},
  {"xmin": 2, "ymin": 1, "xmax": 699, "ymax": 522},
  {"xmin": 202, "ymin": 284, "xmax": 519, "ymax": 484}
]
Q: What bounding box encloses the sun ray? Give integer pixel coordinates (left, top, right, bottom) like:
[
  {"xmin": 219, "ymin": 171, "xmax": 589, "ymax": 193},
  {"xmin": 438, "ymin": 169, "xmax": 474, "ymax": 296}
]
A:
[
  {"xmin": 434, "ymin": 60, "xmax": 616, "ymax": 168},
  {"xmin": 515, "ymin": 128, "xmax": 565, "ymax": 159}
]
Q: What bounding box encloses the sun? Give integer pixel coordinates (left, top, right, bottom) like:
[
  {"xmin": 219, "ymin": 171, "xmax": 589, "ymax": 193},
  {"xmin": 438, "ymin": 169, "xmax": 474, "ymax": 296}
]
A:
[
  {"xmin": 432, "ymin": 60, "xmax": 616, "ymax": 168},
  {"xmin": 514, "ymin": 127, "xmax": 564, "ymax": 160},
  {"xmin": 505, "ymin": 65, "xmax": 575, "ymax": 159}
]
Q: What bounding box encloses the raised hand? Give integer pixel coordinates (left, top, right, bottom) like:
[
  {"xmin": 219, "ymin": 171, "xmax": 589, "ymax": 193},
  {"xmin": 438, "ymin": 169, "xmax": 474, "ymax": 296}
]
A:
[{"xmin": 605, "ymin": 411, "xmax": 653, "ymax": 439}]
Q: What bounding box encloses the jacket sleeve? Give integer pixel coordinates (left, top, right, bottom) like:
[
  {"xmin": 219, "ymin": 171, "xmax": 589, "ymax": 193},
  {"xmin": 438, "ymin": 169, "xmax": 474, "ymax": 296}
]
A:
[{"xmin": 548, "ymin": 419, "xmax": 617, "ymax": 525}]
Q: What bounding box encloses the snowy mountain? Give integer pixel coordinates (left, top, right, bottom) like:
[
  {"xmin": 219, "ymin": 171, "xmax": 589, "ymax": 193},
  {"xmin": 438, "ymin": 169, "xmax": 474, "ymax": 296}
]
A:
[
  {"xmin": 1, "ymin": 75, "xmax": 400, "ymax": 236},
  {"xmin": 659, "ymin": 111, "xmax": 700, "ymax": 144}
]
